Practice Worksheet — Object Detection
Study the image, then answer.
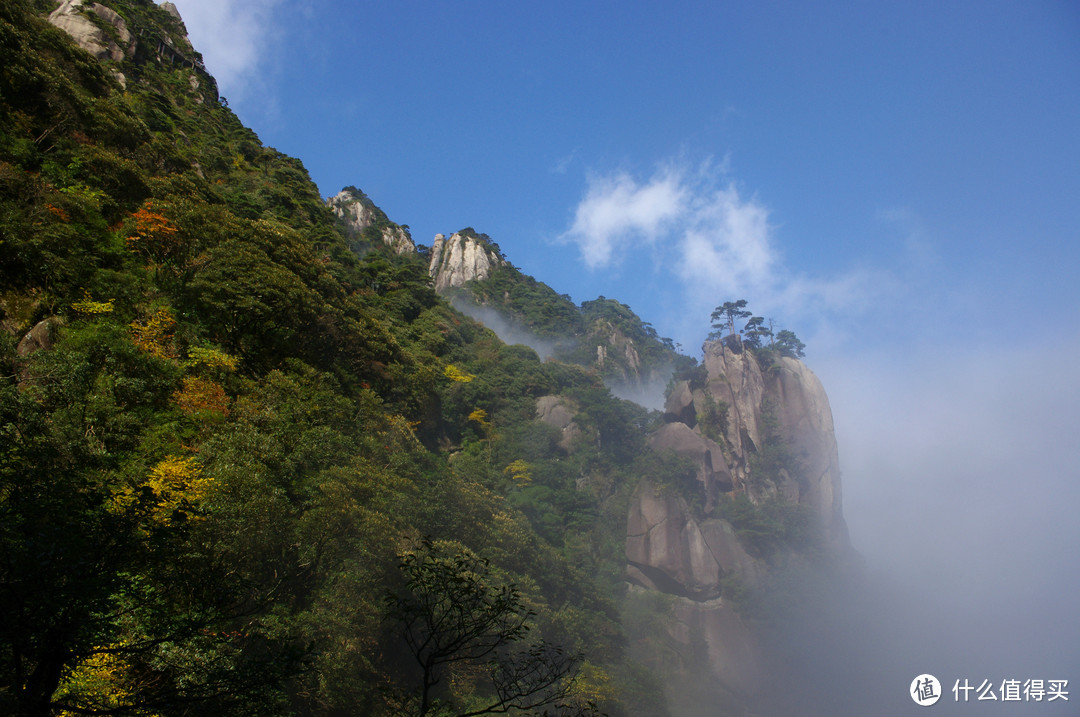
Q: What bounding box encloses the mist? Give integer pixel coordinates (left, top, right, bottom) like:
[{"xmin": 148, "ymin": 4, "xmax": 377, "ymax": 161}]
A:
[
  {"xmin": 450, "ymin": 296, "xmax": 559, "ymax": 361},
  {"xmin": 768, "ymin": 336, "xmax": 1080, "ymax": 715},
  {"xmin": 605, "ymin": 370, "xmax": 673, "ymax": 413},
  {"xmin": 451, "ymin": 296, "xmax": 675, "ymax": 412}
]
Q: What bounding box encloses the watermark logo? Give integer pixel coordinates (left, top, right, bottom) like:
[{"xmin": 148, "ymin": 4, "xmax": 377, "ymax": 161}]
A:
[
  {"xmin": 909, "ymin": 675, "xmax": 1069, "ymax": 706},
  {"xmin": 912, "ymin": 674, "xmax": 942, "ymax": 706}
]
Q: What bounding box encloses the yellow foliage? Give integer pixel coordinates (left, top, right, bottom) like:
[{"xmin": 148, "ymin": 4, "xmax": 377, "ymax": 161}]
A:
[
  {"xmin": 55, "ymin": 650, "xmax": 143, "ymax": 716},
  {"xmin": 468, "ymin": 408, "xmax": 490, "ymax": 427},
  {"xmin": 148, "ymin": 455, "xmax": 207, "ymax": 499},
  {"xmin": 185, "ymin": 345, "xmax": 239, "ymax": 372},
  {"xmin": 129, "ymin": 307, "xmax": 177, "ymax": 360},
  {"xmin": 503, "ymin": 459, "xmax": 533, "ymax": 485},
  {"xmin": 444, "ymin": 364, "xmax": 475, "ymax": 382},
  {"xmin": 113, "ymin": 456, "xmax": 210, "ymax": 526},
  {"xmin": 173, "ymin": 376, "xmax": 230, "ymax": 416},
  {"xmin": 71, "ymin": 289, "xmax": 114, "ymax": 315},
  {"xmin": 569, "ymin": 661, "xmax": 618, "ymax": 708}
]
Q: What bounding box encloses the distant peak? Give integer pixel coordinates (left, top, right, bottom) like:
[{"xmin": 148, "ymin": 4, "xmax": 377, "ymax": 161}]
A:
[
  {"xmin": 429, "ymin": 230, "xmax": 504, "ymax": 291},
  {"xmin": 327, "ymin": 186, "xmax": 415, "ymax": 255}
]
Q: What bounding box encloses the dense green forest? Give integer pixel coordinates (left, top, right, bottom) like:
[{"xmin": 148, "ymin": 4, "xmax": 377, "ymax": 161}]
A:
[
  {"xmin": 0, "ymin": 1, "xmax": 684, "ymax": 714},
  {"xmin": 0, "ymin": 2, "xmax": 849, "ymax": 715}
]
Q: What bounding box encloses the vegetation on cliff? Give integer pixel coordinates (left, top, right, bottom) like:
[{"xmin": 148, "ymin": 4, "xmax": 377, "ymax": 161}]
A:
[
  {"xmin": 0, "ymin": 2, "xmax": 672, "ymax": 714},
  {"xmin": 0, "ymin": 2, "xmax": 847, "ymax": 715}
]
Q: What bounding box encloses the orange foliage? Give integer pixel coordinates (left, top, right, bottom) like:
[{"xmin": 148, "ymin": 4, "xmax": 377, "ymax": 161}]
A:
[
  {"xmin": 173, "ymin": 376, "xmax": 230, "ymax": 416},
  {"xmin": 45, "ymin": 203, "xmax": 70, "ymax": 222},
  {"xmin": 125, "ymin": 201, "xmax": 180, "ymax": 262}
]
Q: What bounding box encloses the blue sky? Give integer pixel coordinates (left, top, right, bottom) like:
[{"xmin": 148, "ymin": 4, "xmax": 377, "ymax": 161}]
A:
[
  {"xmin": 169, "ymin": 0, "xmax": 1080, "ymax": 700},
  {"xmin": 168, "ymin": 0, "xmax": 1080, "ymax": 358}
]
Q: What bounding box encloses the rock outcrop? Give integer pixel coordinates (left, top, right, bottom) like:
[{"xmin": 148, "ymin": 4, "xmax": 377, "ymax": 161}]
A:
[
  {"xmin": 769, "ymin": 356, "xmax": 849, "ymax": 549},
  {"xmin": 327, "ymin": 188, "xmax": 415, "ymax": 255},
  {"xmin": 16, "ymin": 317, "xmax": 63, "ymax": 358},
  {"xmin": 700, "ymin": 338, "xmax": 765, "ymax": 476},
  {"xmin": 626, "ymin": 338, "xmax": 849, "ymax": 704},
  {"xmin": 428, "ymin": 231, "xmax": 503, "ymax": 291},
  {"xmin": 48, "ymin": 0, "xmax": 134, "ymax": 63},
  {"xmin": 650, "ymin": 338, "xmax": 848, "ymax": 545},
  {"xmin": 626, "ymin": 479, "xmax": 758, "ymax": 600},
  {"xmin": 647, "ymin": 422, "xmax": 732, "ymax": 509},
  {"xmin": 535, "ymin": 395, "xmax": 582, "ymax": 452}
]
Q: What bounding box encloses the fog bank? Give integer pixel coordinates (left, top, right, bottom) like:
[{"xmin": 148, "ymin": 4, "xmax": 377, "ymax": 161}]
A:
[{"xmin": 789, "ymin": 336, "xmax": 1080, "ymax": 714}]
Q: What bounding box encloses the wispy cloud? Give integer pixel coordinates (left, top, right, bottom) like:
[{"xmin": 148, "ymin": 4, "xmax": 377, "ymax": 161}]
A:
[
  {"xmin": 167, "ymin": 0, "xmax": 284, "ymax": 101},
  {"xmin": 676, "ymin": 182, "xmax": 774, "ymax": 294},
  {"xmin": 561, "ymin": 168, "xmax": 686, "ymax": 268},
  {"xmin": 551, "ymin": 149, "xmax": 579, "ymax": 175},
  {"xmin": 560, "ymin": 160, "xmax": 880, "ymax": 349}
]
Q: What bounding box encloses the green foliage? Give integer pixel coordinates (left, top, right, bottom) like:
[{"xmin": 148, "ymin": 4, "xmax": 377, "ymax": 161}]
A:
[
  {"xmin": 467, "ymin": 264, "xmax": 583, "ymax": 341},
  {"xmin": 706, "ymin": 301, "xmax": 805, "ymax": 360},
  {"xmin": 709, "ymin": 299, "xmax": 750, "ymax": 340},
  {"xmin": 697, "ymin": 396, "xmax": 729, "ymax": 445},
  {"xmin": 774, "ymin": 329, "xmax": 806, "ymax": 358},
  {"xmin": 386, "ymin": 538, "xmax": 591, "ymax": 717},
  {"xmin": 0, "ymin": 2, "xmax": 782, "ymax": 714},
  {"xmin": 715, "ymin": 494, "xmax": 822, "ymax": 562}
]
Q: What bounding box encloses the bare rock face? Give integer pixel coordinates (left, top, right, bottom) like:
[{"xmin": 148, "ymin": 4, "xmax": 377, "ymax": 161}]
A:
[
  {"xmin": 767, "ymin": 356, "xmax": 850, "ymax": 549},
  {"xmin": 592, "ymin": 321, "xmax": 641, "ymax": 379},
  {"xmin": 701, "ymin": 338, "xmax": 764, "ymax": 470},
  {"xmin": 657, "ymin": 340, "xmax": 849, "ymax": 549},
  {"xmin": 535, "ymin": 395, "xmax": 581, "ymax": 452},
  {"xmin": 327, "ymin": 188, "xmax": 415, "ymax": 255},
  {"xmin": 625, "ymin": 479, "xmax": 763, "ymax": 702},
  {"xmin": 428, "ymin": 232, "xmax": 502, "ymax": 291},
  {"xmin": 627, "ymin": 338, "xmax": 850, "ymax": 706},
  {"xmin": 49, "ymin": 0, "xmax": 134, "ymax": 62},
  {"xmin": 647, "ymin": 422, "xmax": 732, "ymax": 509},
  {"xmin": 669, "ymin": 598, "xmax": 762, "ymax": 697},
  {"xmin": 626, "ymin": 480, "xmax": 757, "ymax": 601}
]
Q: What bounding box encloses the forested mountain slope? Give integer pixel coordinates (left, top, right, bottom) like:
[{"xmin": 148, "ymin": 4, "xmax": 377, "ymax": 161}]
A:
[{"xmin": 0, "ymin": 3, "xmax": 852, "ymax": 715}]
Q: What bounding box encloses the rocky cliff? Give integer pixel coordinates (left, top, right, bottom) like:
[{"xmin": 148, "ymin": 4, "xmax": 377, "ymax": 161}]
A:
[
  {"xmin": 48, "ymin": 0, "xmax": 134, "ymax": 63},
  {"xmin": 328, "ymin": 187, "xmax": 416, "ymax": 254},
  {"xmin": 625, "ymin": 336, "xmax": 850, "ymax": 709},
  {"xmin": 427, "ymin": 230, "xmax": 503, "ymax": 291}
]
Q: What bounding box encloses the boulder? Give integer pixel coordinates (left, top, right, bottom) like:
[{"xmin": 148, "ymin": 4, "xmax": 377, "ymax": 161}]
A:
[
  {"xmin": 48, "ymin": 0, "xmax": 133, "ymax": 62},
  {"xmin": 663, "ymin": 379, "xmax": 697, "ymax": 426},
  {"xmin": 17, "ymin": 317, "xmax": 62, "ymax": 357},
  {"xmin": 535, "ymin": 395, "xmax": 581, "ymax": 451}
]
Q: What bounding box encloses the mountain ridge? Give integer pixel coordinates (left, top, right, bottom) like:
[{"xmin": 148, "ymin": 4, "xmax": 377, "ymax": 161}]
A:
[{"xmin": 0, "ymin": 2, "xmax": 854, "ymax": 715}]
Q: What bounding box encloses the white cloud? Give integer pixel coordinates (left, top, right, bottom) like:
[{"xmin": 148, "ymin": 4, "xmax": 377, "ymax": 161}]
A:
[
  {"xmin": 561, "ymin": 169, "xmax": 686, "ymax": 268},
  {"xmin": 677, "ymin": 183, "xmax": 773, "ymax": 294},
  {"xmin": 561, "ymin": 161, "xmax": 877, "ymax": 349},
  {"xmin": 166, "ymin": 0, "xmax": 284, "ymax": 100}
]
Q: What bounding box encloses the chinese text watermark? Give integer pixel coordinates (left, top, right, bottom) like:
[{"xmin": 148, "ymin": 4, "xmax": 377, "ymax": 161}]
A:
[{"xmin": 911, "ymin": 675, "xmax": 1069, "ymax": 706}]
